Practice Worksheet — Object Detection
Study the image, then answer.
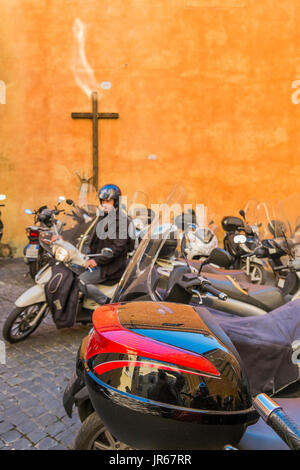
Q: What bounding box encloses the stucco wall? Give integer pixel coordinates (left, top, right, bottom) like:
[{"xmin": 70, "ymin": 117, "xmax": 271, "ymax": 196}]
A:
[{"xmin": 1, "ymin": 0, "xmax": 300, "ymax": 254}]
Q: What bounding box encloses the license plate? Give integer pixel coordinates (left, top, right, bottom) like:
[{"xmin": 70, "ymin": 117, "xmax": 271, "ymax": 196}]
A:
[
  {"xmin": 278, "ymin": 278, "xmax": 285, "ymax": 288},
  {"xmin": 26, "ymin": 244, "xmax": 39, "ymax": 258},
  {"xmin": 269, "ymin": 248, "xmax": 277, "ymax": 254}
]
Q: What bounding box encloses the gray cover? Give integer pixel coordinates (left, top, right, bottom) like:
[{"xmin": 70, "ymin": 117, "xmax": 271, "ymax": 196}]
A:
[{"xmin": 206, "ymin": 300, "xmax": 300, "ymax": 396}]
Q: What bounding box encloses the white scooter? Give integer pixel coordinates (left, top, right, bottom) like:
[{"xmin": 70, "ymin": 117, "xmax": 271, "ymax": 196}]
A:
[{"xmin": 2, "ymin": 233, "xmax": 119, "ymax": 343}]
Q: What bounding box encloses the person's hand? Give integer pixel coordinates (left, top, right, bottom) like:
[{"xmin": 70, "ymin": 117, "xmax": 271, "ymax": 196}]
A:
[{"xmin": 84, "ymin": 259, "xmax": 97, "ymax": 269}]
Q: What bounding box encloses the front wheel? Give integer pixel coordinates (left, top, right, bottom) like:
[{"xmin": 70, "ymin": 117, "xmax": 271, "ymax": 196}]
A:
[
  {"xmin": 2, "ymin": 303, "xmax": 48, "ymax": 343},
  {"xmin": 74, "ymin": 412, "xmax": 132, "ymax": 450},
  {"xmin": 242, "ymin": 261, "xmax": 266, "ymax": 285}
]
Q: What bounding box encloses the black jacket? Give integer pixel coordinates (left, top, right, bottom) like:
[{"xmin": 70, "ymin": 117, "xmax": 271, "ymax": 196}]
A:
[{"xmin": 89, "ymin": 208, "xmax": 134, "ymax": 282}]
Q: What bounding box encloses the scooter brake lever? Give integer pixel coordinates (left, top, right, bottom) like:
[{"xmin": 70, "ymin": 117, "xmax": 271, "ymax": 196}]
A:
[{"xmin": 190, "ymin": 288, "xmax": 203, "ymax": 304}]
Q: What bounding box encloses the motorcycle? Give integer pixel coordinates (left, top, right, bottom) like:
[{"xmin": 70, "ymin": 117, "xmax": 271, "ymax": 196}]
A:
[
  {"xmin": 23, "ymin": 196, "xmax": 66, "ymax": 278},
  {"xmin": 63, "ymin": 186, "xmax": 300, "ymax": 450},
  {"xmin": 0, "ymin": 194, "xmax": 12, "ymax": 258}
]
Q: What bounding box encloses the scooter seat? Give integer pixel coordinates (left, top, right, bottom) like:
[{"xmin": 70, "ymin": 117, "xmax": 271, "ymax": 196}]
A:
[
  {"xmin": 239, "ymin": 398, "xmax": 300, "ymax": 450},
  {"xmin": 203, "ymin": 273, "xmax": 285, "ymax": 312},
  {"xmin": 177, "ymin": 258, "xmax": 251, "ymax": 283},
  {"xmin": 201, "ymin": 264, "xmax": 250, "ymax": 283}
]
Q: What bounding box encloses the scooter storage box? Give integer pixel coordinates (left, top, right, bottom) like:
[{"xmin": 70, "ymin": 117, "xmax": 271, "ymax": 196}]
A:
[
  {"xmin": 222, "ymin": 216, "xmax": 244, "ymax": 232},
  {"xmin": 83, "ymin": 302, "xmax": 258, "ymax": 450}
]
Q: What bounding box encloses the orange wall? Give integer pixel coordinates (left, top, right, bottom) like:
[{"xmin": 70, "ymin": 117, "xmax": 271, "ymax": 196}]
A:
[{"xmin": 1, "ymin": 0, "xmax": 300, "ymax": 254}]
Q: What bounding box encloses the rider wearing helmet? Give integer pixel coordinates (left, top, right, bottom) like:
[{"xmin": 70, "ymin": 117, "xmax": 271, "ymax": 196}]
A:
[{"xmin": 79, "ymin": 184, "xmax": 134, "ymax": 304}]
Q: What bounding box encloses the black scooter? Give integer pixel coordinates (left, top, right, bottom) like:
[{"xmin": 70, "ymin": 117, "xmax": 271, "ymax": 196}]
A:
[
  {"xmin": 222, "ymin": 210, "xmax": 267, "ymax": 284},
  {"xmin": 63, "ymin": 220, "xmax": 300, "ymax": 450},
  {"xmin": 23, "ymin": 197, "xmax": 67, "ymax": 278}
]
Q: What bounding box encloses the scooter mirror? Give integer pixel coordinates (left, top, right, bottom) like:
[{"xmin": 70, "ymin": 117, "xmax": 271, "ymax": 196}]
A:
[
  {"xmin": 0, "ymin": 194, "xmax": 6, "ymax": 201},
  {"xmin": 234, "ymin": 234, "xmax": 247, "ymax": 244},
  {"xmin": 199, "ymin": 248, "xmax": 232, "ymax": 272},
  {"xmin": 239, "ymin": 210, "xmax": 246, "ymax": 220},
  {"xmin": 66, "ymin": 199, "xmax": 74, "ymax": 206},
  {"xmin": 25, "ymin": 209, "xmax": 33, "ymax": 215},
  {"xmin": 58, "ymin": 196, "xmax": 65, "ymax": 203},
  {"xmin": 100, "ymin": 247, "xmax": 113, "ymax": 259}
]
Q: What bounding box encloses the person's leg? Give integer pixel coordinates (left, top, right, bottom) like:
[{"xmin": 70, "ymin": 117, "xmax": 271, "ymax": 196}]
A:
[{"xmin": 79, "ymin": 268, "xmax": 110, "ymax": 304}]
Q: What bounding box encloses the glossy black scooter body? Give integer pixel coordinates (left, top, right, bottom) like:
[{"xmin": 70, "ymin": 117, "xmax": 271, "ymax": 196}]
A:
[{"xmin": 65, "ymin": 301, "xmax": 258, "ymax": 450}]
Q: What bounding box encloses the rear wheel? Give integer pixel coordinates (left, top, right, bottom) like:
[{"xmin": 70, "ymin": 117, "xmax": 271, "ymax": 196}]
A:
[
  {"xmin": 2, "ymin": 303, "xmax": 48, "ymax": 343},
  {"xmin": 74, "ymin": 412, "xmax": 132, "ymax": 450}
]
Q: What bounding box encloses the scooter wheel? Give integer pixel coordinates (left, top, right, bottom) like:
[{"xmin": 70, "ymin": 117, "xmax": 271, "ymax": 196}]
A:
[
  {"xmin": 2, "ymin": 304, "xmax": 47, "ymax": 343},
  {"xmin": 248, "ymin": 262, "xmax": 266, "ymax": 285},
  {"xmin": 73, "ymin": 412, "xmax": 132, "ymax": 450}
]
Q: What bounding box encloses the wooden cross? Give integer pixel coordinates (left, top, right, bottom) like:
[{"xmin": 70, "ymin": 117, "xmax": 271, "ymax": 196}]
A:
[{"xmin": 71, "ymin": 91, "xmax": 119, "ymax": 189}]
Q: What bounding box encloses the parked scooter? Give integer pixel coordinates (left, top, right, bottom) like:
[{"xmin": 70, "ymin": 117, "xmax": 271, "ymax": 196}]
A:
[
  {"xmin": 23, "ymin": 196, "xmax": 66, "ymax": 278},
  {"xmin": 2, "ymin": 228, "xmax": 119, "ymax": 343},
  {"xmin": 0, "ymin": 194, "xmax": 12, "ymax": 258},
  {"xmin": 255, "ymin": 198, "xmax": 300, "ymax": 281},
  {"xmin": 63, "ymin": 188, "xmax": 300, "ymax": 450},
  {"xmin": 222, "ymin": 205, "xmax": 267, "ymax": 284},
  {"xmin": 176, "ymin": 206, "xmax": 218, "ymax": 260}
]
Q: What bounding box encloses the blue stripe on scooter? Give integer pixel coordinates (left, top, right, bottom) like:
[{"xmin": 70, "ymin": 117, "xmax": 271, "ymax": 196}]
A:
[{"xmin": 131, "ymin": 329, "xmax": 228, "ymax": 355}]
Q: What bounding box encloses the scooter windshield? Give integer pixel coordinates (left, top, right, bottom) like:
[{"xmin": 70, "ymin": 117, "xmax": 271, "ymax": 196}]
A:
[
  {"xmin": 112, "ymin": 185, "xmax": 186, "ymax": 303},
  {"xmin": 194, "ymin": 227, "xmax": 214, "ymax": 244},
  {"xmin": 60, "ymin": 201, "xmax": 99, "ymax": 251},
  {"xmin": 275, "ymin": 194, "xmax": 300, "ymax": 258},
  {"xmin": 255, "ymin": 201, "xmax": 279, "ymax": 240}
]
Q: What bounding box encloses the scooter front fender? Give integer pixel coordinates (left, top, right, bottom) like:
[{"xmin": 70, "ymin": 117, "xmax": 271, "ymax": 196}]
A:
[{"xmin": 15, "ymin": 284, "xmax": 46, "ymax": 308}]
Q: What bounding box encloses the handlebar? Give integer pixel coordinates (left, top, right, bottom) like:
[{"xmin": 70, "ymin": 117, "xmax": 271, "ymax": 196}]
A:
[
  {"xmin": 173, "ymin": 272, "xmax": 228, "ymax": 302},
  {"xmin": 253, "ymin": 393, "xmax": 300, "ymax": 450},
  {"xmin": 202, "ymin": 282, "xmax": 228, "ymax": 300},
  {"xmin": 240, "ymin": 252, "xmax": 254, "ymax": 258}
]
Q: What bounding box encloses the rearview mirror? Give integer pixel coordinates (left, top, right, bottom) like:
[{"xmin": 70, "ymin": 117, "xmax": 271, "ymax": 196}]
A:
[
  {"xmin": 25, "ymin": 209, "xmax": 33, "ymax": 215},
  {"xmin": 58, "ymin": 196, "xmax": 65, "ymax": 204},
  {"xmin": 239, "ymin": 210, "xmax": 246, "ymax": 220},
  {"xmin": 66, "ymin": 199, "xmax": 74, "ymax": 206},
  {"xmin": 199, "ymin": 248, "xmax": 232, "ymax": 272}
]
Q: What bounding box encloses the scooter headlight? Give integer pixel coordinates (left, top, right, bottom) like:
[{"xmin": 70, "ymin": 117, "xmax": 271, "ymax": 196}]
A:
[{"xmin": 54, "ymin": 246, "xmax": 69, "ymax": 262}]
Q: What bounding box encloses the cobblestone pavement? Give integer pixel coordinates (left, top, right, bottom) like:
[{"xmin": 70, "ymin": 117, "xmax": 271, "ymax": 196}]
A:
[{"xmin": 0, "ymin": 257, "xmax": 90, "ymax": 450}]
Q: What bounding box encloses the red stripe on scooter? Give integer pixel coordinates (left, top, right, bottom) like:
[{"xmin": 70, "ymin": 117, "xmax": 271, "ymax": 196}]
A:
[
  {"xmin": 87, "ymin": 330, "xmax": 220, "ymax": 377},
  {"xmin": 93, "ymin": 360, "xmax": 214, "ymax": 377}
]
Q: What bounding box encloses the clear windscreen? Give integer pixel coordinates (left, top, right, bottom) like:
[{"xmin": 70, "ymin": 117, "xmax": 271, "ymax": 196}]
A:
[
  {"xmin": 59, "ymin": 201, "xmax": 99, "ymax": 250},
  {"xmin": 77, "ymin": 177, "xmax": 98, "ymax": 215},
  {"xmin": 195, "ymin": 205, "xmax": 218, "ymax": 237},
  {"xmin": 255, "ymin": 201, "xmax": 279, "ymax": 240},
  {"xmin": 126, "ymin": 191, "xmax": 150, "ymax": 230},
  {"xmin": 112, "ymin": 185, "xmax": 186, "ymax": 303},
  {"xmin": 243, "ymin": 199, "xmax": 260, "ymax": 226},
  {"xmin": 256, "ymin": 198, "xmax": 296, "ymax": 259},
  {"xmin": 275, "ymin": 194, "xmax": 300, "ymax": 258},
  {"xmin": 39, "ymin": 229, "xmax": 57, "ymax": 253}
]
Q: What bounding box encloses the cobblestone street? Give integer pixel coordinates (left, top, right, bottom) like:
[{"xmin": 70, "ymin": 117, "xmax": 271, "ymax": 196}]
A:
[{"xmin": 0, "ymin": 257, "xmax": 90, "ymax": 450}]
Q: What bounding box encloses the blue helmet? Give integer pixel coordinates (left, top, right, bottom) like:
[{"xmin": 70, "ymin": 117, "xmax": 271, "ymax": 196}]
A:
[{"xmin": 98, "ymin": 184, "xmax": 121, "ymax": 207}]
